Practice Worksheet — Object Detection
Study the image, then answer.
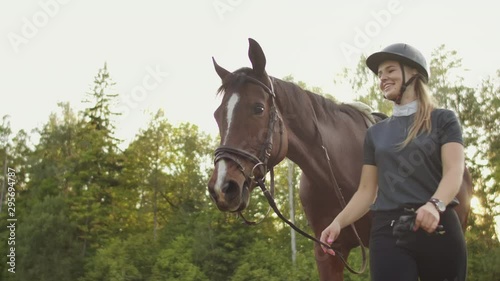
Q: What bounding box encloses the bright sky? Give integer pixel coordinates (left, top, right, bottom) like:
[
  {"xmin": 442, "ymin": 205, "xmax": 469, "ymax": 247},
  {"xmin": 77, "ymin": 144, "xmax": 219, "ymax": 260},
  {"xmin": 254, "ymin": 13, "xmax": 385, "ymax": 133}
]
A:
[
  {"xmin": 2, "ymin": 0, "xmax": 500, "ymax": 144},
  {"xmin": 1, "ymin": 0, "xmax": 500, "ymax": 238}
]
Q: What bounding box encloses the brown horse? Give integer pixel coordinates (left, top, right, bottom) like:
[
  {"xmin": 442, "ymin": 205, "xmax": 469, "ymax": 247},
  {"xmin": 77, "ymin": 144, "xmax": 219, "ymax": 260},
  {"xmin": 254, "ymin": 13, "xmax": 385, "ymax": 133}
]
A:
[{"xmin": 207, "ymin": 38, "xmax": 473, "ymax": 281}]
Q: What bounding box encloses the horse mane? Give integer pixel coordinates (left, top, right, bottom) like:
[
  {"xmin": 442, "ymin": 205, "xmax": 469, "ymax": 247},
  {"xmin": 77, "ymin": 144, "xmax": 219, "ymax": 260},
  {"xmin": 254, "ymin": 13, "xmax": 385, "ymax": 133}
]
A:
[{"xmin": 273, "ymin": 78, "xmax": 376, "ymax": 126}]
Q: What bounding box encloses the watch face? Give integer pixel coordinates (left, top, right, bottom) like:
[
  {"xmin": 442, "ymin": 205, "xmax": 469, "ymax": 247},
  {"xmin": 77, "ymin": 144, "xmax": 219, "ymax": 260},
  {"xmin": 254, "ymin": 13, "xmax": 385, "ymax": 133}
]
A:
[
  {"xmin": 437, "ymin": 201, "xmax": 446, "ymax": 212},
  {"xmin": 431, "ymin": 198, "xmax": 446, "ymax": 212}
]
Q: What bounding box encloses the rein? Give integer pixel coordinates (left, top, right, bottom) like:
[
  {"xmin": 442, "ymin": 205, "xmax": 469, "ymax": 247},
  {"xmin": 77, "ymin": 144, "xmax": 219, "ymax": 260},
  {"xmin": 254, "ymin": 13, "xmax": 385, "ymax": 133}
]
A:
[
  {"xmin": 214, "ymin": 74, "xmax": 367, "ymax": 274},
  {"xmin": 255, "ymin": 175, "xmax": 366, "ymax": 274}
]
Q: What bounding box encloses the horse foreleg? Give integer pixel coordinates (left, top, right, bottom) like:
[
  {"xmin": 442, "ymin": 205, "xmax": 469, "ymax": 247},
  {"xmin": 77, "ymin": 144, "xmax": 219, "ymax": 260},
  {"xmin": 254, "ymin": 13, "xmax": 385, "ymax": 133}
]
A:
[
  {"xmin": 299, "ymin": 174, "xmax": 347, "ymax": 281},
  {"xmin": 314, "ymin": 243, "xmax": 346, "ymax": 281}
]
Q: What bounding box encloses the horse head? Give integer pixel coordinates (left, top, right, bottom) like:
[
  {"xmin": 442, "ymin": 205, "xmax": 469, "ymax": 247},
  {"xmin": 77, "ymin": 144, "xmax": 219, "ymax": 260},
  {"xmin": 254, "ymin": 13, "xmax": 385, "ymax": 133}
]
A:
[{"xmin": 208, "ymin": 38, "xmax": 288, "ymax": 212}]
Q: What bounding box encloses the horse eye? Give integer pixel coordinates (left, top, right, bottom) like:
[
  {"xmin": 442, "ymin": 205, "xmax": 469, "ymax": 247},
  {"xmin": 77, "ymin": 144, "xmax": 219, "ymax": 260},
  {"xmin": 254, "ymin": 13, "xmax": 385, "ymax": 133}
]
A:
[{"xmin": 253, "ymin": 104, "xmax": 265, "ymax": 115}]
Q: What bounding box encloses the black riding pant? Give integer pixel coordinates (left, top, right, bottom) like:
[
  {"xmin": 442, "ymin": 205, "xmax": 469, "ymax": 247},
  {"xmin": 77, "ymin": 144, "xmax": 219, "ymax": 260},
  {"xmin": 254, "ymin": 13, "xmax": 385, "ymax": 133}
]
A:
[{"xmin": 369, "ymin": 208, "xmax": 467, "ymax": 281}]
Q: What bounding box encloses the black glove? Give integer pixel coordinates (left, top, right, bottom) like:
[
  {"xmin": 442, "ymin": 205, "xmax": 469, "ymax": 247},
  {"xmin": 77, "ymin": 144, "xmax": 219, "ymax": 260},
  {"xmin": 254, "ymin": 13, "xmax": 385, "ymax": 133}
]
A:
[
  {"xmin": 392, "ymin": 210, "xmax": 446, "ymax": 249},
  {"xmin": 392, "ymin": 213, "xmax": 417, "ymax": 249}
]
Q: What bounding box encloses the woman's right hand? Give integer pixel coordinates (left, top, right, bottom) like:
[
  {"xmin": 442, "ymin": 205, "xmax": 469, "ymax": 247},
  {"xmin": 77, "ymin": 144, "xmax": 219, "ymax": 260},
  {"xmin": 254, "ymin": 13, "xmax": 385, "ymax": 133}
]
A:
[{"xmin": 320, "ymin": 220, "xmax": 341, "ymax": 255}]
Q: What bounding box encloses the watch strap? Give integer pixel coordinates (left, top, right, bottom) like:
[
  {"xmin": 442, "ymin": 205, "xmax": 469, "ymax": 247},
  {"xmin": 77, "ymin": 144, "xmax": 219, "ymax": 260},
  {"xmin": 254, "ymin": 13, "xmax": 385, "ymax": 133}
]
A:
[{"xmin": 429, "ymin": 198, "xmax": 445, "ymax": 213}]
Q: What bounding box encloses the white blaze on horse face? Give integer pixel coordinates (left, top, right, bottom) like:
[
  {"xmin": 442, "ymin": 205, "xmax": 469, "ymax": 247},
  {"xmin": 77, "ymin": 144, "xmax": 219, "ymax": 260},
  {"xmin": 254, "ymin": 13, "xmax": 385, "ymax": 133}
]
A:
[
  {"xmin": 214, "ymin": 92, "xmax": 239, "ymax": 196},
  {"xmin": 214, "ymin": 160, "xmax": 227, "ymax": 195},
  {"xmin": 223, "ymin": 92, "xmax": 240, "ymax": 144}
]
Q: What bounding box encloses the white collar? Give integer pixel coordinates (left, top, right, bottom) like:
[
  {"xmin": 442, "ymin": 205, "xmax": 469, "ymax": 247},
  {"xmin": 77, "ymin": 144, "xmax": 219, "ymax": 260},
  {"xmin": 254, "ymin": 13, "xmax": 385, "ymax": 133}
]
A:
[{"xmin": 393, "ymin": 100, "xmax": 418, "ymax": 116}]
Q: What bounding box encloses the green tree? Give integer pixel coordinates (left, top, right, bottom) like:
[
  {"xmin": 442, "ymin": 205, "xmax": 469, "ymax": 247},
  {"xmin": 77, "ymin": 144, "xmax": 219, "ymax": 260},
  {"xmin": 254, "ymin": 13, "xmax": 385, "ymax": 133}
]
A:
[
  {"xmin": 462, "ymin": 71, "xmax": 500, "ymax": 281},
  {"xmin": 17, "ymin": 65, "xmax": 127, "ymax": 279},
  {"xmin": 192, "ymin": 208, "xmax": 265, "ymax": 280},
  {"xmin": 0, "ymin": 115, "xmax": 12, "ymax": 214},
  {"xmin": 120, "ymin": 110, "xmax": 175, "ymax": 240},
  {"xmin": 71, "ymin": 63, "xmax": 124, "ymax": 257},
  {"xmin": 120, "ymin": 110, "xmax": 213, "ymax": 239},
  {"xmin": 16, "ymin": 196, "xmax": 83, "ymax": 281},
  {"xmin": 151, "ymin": 235, "xmax": 209, "ymax": 281},
  {"xmin": 4, "ymin": 103, "xmax": 86, "ymax": 281},
  {"xmin": 23, "ymin": 103, "xmax": 79, "ymax": 200},
  {"xmin": 230, "ymin": 238, "xmax": 291, "ymax": 281},
  {"xmin": 0, "ymin": 116, "xmax": 33, "ymax": 281},
  {"xmin": 471, "ymin": 71, "xmax": 500, "ymax": 232},
  {"xmin": 79, "ymin": 233, "xmax": 159, "ymax": 281}
]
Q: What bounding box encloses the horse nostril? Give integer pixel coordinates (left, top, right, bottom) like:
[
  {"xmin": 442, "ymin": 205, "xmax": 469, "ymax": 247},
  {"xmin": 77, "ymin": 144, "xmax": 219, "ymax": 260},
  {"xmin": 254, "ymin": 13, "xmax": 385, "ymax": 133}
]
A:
[{"xmin": 222, "ymin": 180, "xmax": 240, "ymax": 200}]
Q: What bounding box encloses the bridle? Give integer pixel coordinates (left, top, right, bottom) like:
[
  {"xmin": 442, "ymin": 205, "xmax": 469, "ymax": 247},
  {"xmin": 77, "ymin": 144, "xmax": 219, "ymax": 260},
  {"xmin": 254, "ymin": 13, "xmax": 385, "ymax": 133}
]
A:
[
  {"xmin": 213, "ymin": 74, "xmax": 367, "ymax": 274},
  {"xmin": 214, "ymin": 74, "xmax": 283, "ymax": 195}
]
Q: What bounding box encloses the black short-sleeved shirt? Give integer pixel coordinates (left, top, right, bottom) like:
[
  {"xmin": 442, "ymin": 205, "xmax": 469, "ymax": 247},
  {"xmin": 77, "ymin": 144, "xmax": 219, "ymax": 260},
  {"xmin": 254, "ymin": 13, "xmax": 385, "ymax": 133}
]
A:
[{"xmin": 364, "ymin": 108, "xmax": 463, "ymax": 211}]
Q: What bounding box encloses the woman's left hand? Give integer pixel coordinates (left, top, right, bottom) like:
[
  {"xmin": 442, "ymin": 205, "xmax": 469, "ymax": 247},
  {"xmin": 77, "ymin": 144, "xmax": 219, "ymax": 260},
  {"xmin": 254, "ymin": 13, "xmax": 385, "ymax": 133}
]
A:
[{"xmin": 413, "ymin": 202, "xmax": 440, "ymax": 233}]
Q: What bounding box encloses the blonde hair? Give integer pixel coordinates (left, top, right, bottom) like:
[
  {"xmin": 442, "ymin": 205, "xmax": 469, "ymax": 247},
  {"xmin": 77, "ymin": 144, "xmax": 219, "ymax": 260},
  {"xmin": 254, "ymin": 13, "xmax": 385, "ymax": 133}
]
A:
[{"xmin": 399, "ymin": 75, "xmax": 436, "ymax": 149}]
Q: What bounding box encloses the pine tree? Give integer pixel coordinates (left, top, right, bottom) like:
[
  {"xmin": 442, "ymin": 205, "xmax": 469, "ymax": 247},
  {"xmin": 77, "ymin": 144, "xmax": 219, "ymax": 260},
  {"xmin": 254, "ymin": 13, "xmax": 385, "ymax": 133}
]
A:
[{"xmin": 71, "ymin": 63, "xmax": 123, "ymax": 257}]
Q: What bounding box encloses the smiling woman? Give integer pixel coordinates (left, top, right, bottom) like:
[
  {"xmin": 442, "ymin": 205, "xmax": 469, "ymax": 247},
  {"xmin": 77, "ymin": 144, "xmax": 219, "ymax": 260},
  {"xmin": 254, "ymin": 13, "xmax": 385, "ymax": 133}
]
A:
[{"xmin": 321, "ymin": 42, "xmax": 472, "ymax": 281}]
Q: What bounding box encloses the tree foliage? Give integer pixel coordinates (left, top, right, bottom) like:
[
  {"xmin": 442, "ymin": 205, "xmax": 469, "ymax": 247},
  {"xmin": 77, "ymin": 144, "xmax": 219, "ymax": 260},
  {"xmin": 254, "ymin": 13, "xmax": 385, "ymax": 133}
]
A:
[{"xmin": 2, "ymin": 51, "xmax": 499, "ymax": 280}]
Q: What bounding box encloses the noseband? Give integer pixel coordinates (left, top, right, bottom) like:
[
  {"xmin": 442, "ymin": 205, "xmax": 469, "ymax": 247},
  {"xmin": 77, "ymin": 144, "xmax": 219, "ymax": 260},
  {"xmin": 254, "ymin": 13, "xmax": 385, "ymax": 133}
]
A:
[{"xmin": 214, "ymin": 74, "xmax": 283, "ymax": 184}]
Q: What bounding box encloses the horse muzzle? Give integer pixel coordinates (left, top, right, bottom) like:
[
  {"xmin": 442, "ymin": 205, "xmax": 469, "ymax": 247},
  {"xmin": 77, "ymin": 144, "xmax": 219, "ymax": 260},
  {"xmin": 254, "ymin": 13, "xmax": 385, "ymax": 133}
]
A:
[{"xmin": 208, "ymin": 160, "xmax": 251, "ymax": 212}]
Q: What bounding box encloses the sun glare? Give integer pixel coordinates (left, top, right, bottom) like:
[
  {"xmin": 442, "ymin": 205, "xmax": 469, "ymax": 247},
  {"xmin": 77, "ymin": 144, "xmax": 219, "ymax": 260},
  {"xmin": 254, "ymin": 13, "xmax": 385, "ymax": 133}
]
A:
[
  {"xmin": 470, "ymin": 196, "xmax": 482, "ymax": 214},
  {"xmin": 470, "ymin": 196, "xmax": 500, "ymax": 241}
]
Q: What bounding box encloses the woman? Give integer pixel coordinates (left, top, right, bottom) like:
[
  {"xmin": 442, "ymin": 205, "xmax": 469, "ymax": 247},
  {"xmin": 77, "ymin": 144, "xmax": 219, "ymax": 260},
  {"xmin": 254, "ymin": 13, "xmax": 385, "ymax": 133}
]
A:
[{"xmin": 320, "ymin": 43, "xmax": 467, "ymax": 280}]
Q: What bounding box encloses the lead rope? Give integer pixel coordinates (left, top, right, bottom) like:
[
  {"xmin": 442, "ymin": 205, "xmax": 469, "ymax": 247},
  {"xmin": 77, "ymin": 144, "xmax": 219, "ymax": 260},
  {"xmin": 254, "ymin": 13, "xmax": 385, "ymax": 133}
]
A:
[
  {"xmin": 255, "ymin": 103, "xmax": 367, "ymax": 274},
  {"xmin": 266, "ymin": 79, "xmax": 366, "ymax": 273},
  {"xmin": 256, "ymin": 172, "xmax": 366, "ymax": 274},
  {"xmin": 309, "ymin": 104, "xmax": 368, "ymax": 274},
  {"xmin": 320, "ymin": 145, "xmax": 368, "ymax": 274}
]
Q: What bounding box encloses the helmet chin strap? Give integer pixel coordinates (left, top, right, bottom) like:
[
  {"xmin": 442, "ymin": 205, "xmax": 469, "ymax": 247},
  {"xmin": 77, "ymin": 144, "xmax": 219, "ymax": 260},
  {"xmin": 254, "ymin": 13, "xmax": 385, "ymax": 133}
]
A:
[{"xmin": 389, "ymin": 62, "xmax": 418, "ymax": 104}]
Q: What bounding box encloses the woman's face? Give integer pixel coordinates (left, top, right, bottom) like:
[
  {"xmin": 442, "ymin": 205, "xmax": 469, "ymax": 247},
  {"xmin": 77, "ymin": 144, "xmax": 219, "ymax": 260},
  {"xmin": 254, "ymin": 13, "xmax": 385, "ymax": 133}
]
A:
[{"xmin": 377, "ymin": 60, "xmax": 403, "ymax": 100}]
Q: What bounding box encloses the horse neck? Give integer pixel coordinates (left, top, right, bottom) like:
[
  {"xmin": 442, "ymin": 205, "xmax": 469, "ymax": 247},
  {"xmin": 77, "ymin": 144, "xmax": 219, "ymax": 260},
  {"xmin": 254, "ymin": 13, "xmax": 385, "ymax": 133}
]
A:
[{"xmin": 273, "ymin": 79, "xmax": 367, "ymax": 186}]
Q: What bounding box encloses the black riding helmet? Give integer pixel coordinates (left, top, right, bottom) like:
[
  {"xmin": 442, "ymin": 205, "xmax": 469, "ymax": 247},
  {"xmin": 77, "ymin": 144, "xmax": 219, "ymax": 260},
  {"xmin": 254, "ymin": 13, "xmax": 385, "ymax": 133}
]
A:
[{"xmin": 366, "ymin": 43, "xmax": 429, "ymax": 104}]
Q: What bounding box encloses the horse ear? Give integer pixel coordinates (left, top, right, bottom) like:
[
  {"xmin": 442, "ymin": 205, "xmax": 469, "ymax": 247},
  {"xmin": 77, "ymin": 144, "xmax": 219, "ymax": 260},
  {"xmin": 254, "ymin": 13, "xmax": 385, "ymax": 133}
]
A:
[
  {"xmin": 212, "ymin": 57, "xmax": 231, "ymax": 80},
  {"xmin": 248, "ymin": 38, "xmax": 266, "ymax": 76}
]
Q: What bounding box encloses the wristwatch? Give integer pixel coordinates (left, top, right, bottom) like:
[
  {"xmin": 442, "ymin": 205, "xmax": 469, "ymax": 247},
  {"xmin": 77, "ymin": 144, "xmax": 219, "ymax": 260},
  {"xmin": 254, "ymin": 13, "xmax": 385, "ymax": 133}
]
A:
[{"xmin": 429, "ymin": 198, "xmax": 446, "ymax": 213}]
